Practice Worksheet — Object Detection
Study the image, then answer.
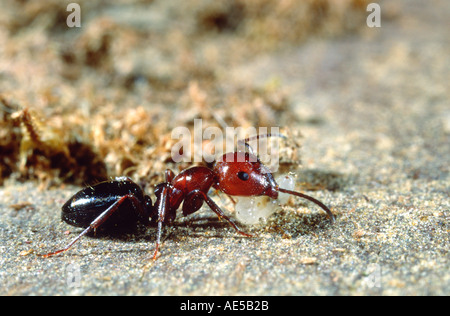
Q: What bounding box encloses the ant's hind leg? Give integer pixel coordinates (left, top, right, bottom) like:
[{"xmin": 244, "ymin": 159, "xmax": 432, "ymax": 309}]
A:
[
  {"xmin": 41, "ymin": 194, "xmax": 144, "ymax": 258},
  {"xmin": 41, "ymin": 226, "xmax": 92, "ymax": 258}
]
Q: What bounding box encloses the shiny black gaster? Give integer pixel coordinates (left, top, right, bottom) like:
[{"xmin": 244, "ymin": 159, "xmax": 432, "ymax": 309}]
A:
[{"xmin": 62, "ymin": 177, "xmax": 153, "ymax": 230}]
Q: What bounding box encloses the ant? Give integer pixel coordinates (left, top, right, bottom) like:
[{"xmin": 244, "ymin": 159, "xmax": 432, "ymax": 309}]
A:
[{"xmin": 42, "ymin": 134, "xmax": 335, "ymax": 260}]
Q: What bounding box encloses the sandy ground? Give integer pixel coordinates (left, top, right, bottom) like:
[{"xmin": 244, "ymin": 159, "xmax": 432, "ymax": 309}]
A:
[{"xmin": 0, "ymin": 0, "xmax": 448, "ymax": 295}]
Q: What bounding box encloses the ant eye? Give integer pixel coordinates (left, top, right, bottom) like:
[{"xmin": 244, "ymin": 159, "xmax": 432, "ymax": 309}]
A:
[{"xmin": 237, "ymin": 171, "xmax": 249, "ymax": 181}]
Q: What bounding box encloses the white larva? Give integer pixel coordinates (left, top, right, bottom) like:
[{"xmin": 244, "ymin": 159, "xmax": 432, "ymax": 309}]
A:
[{"xmin": 235, "ymin": 174, "xmax": 296, "ymax": 225}]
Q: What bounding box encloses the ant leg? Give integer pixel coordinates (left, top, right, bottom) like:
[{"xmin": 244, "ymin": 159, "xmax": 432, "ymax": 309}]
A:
[
  {"xmin": 152, "ymin": 185, "xmax": 170, "ymax": 260},
  {"xmin": 192, "ymin": 190, "xmax": 252, "ymax": 237},
  {"xmin": 225, "ymin": 193, "xmax": 237, "ymax": 205},
  {"xmin": 41, "ymin": 194, "xmax": 144, "ymax": 258},
  {"xmin": 41, "ymin": 226, "xmax": 91, "ymax": 258}
]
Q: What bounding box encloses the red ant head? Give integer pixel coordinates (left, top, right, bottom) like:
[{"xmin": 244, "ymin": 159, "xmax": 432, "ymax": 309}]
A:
[{"xmin": 213, "ymin": 152, "xmax": 279, "ymax": 199}]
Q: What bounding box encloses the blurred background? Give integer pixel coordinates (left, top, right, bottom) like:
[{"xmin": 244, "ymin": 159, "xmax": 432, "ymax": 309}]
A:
[
  {"xmin": 0, "ymin": 0, "xmax": 371, "ymax": 186},
  {"xmin": 0, "ymin": 0, "xmax": 448, "ymax": 296}
]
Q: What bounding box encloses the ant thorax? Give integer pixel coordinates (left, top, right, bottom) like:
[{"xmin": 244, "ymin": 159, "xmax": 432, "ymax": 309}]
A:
[{"xmin": 235, "ymin": 174, "xmax": 296, "ymax": 225}]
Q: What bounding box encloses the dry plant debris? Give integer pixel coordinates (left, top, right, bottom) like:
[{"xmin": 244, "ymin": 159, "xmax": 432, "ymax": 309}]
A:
[{"xmin": 0, "ymin": 0, "xmax": 368, "ymax": 187}]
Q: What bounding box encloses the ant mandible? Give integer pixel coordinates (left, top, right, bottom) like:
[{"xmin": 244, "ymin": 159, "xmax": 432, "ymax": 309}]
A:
[{"xmin": 42, "ymin": 134, "xmax": 335, "ymax": 260}]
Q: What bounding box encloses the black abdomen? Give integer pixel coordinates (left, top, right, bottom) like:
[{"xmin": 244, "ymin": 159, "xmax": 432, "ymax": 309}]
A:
[{"xmin": 62, "ymin": 178, "xmax": 148, "ymax": 230}]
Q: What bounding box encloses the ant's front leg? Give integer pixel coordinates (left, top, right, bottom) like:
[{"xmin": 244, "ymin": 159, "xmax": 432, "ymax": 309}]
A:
[
  {"xmin": 152, "ymin": 184, "xmax": 171, "ymax": 260},
  {"xmin": 185, "ymin": 190, "xmax": 252, "ymax": 238}
]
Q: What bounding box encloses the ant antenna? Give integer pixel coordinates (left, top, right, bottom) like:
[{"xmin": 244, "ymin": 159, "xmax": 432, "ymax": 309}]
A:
[
  {"xmin": 277, "ymin": 187, "xmax": 335, "ymax": 223},
  {"xmin": 236, "ymin": 132, "xmax": 334, "ymax": 222},
  {"xmin": 208, "ymin": 108, "xmax": 286, "ymax": 158},
  {"xmin": 237, "ymin": 133, "xmax": 287, "ymax": 156},
  {"xmin": 239, "ymin": 134, "xmax": 335, "ymax": 222},
  {"xmin": 0, "ymin": 96, "xmax": 18, "ymax": 114}
]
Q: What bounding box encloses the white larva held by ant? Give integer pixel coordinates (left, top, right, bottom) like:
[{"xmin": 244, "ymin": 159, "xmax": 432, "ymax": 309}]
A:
[{"xmin": 235, "ymin": 174, "xmax": 296, "ymax": 225}]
